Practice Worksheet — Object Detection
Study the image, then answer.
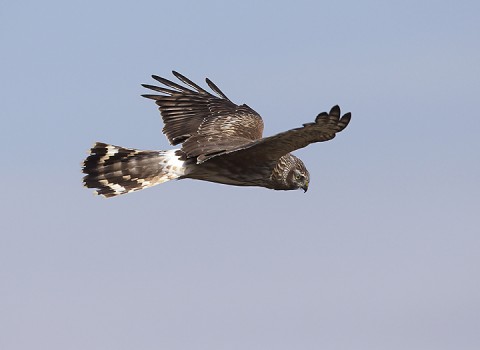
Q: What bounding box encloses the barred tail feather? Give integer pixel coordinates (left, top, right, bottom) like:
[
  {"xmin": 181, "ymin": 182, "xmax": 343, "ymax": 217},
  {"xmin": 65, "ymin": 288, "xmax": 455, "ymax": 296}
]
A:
[{"xmin": 82, "ymin": 142, "xmax": 185, "ymax": 198}]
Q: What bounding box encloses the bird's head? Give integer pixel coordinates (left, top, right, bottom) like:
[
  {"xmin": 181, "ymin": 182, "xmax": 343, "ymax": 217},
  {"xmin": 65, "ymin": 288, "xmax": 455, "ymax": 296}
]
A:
[{"xmin": 288, "ymin": 158, "xmax": 310, "ymax": 193}]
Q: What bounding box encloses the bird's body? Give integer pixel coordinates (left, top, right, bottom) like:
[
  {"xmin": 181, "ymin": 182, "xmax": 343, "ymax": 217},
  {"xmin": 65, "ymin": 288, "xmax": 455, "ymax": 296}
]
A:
[{"xmin": 82, "ymin": 71, "xmax": 351, "ymax": 197}]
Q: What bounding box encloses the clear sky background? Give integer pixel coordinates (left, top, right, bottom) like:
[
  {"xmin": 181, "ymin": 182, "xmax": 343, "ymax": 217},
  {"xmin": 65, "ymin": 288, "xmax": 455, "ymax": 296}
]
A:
[{"xmin": 1, "ymin": 1, "xmax": 479, "ymax": 349}]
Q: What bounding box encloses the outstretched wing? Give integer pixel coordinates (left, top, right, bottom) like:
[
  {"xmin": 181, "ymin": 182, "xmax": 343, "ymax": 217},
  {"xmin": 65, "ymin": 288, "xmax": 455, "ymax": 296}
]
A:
[
  {"xmin": 142, "ymin": 71, "xmax": 264, "ymax": 161},
  {"xmin": 204, "ymin": 105, "xmax": 351, "ymax": 163}
]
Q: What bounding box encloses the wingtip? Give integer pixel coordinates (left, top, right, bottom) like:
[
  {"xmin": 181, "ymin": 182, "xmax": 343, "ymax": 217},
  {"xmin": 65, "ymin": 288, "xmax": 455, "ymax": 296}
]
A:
[
  {"xmin": 329, "ymin": 105, "xmax": 341, "ymax": 117},
  {"xmin": 315, "ymin": 111, "xmax": 328, "ymax": 122},
  {"xmin": 171, "ymin": 70, "xmax": 182, "ymax": 80},
  {"xmin": 151, "ymin": 74, "xmax": 167, "ymax": 84},
  {"xmin": 205, "ymin": 77, "xmax": 231, "ymax": 100},
  {"xmin": 341, "ymin": 112, "xmax": 352, "ymax": 126},
  {"xmin": 141, "ymin": 94, "xmax": 162, "ymax": 100}
]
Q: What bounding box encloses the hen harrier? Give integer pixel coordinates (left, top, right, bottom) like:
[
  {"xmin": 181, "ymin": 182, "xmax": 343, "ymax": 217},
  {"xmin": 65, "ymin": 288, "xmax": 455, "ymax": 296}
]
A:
[{"xmin": 82, "ymin": 71, "xmax": 351, "ymax": 197}]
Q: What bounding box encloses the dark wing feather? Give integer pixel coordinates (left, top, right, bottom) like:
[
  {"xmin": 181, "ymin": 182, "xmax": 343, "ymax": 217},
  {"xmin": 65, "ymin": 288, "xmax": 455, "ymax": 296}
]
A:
[
  {"xmin": 142, "ymin": 71, "xmax": 264, "ymax": 161},
  {"xmin": 202, "ymin": 105, "xmax": 351, "ymax": 163},
  {"xmin": 180, "ymin": 104, "xmax": 263, "ymax": 160}
]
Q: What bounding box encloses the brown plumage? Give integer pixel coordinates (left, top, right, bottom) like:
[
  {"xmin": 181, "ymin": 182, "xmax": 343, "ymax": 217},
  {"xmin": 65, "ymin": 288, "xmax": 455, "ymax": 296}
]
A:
[{"xmin": 82, "ymin": 71, "xmax": 351, "ymax": 197}]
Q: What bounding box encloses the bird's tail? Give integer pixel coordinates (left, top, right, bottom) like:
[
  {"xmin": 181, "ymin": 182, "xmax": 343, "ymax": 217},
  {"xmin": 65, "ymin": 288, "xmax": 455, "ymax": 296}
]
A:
[{"xmin": 82, "ymin": 142, "xmax": 185, "ymax": 198}]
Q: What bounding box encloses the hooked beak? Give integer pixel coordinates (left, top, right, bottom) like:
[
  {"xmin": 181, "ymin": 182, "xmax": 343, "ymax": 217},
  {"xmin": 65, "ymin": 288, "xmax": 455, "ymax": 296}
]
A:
[{"xmin": 302, "ymin": 181, "xmax": 309, "ymax": 193}]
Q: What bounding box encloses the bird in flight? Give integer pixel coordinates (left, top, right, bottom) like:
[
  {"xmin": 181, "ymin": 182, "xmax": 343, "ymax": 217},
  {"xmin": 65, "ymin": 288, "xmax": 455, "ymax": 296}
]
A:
[{"xmin": 82, "ymin": 71, "xmax": 351, "ymax": 197}]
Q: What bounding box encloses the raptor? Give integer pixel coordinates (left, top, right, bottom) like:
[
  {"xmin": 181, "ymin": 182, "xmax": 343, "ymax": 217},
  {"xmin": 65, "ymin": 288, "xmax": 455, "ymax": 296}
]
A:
[{"xmin": 82, "ymin": 71, "xmax": 351, "ymax": 197}]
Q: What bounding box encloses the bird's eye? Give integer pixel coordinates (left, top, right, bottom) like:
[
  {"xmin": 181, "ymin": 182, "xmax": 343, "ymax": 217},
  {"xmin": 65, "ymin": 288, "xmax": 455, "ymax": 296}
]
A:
[{"xmin": 296, "ymin": 174, "xmax": 303, "ymax": 180}]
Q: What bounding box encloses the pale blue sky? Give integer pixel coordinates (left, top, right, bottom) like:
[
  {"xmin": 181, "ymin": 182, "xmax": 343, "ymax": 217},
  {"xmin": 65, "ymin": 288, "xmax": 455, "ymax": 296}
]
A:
[{"xmin": 1, "ymin": 1, "xmax": 479, "ymax": 349}]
